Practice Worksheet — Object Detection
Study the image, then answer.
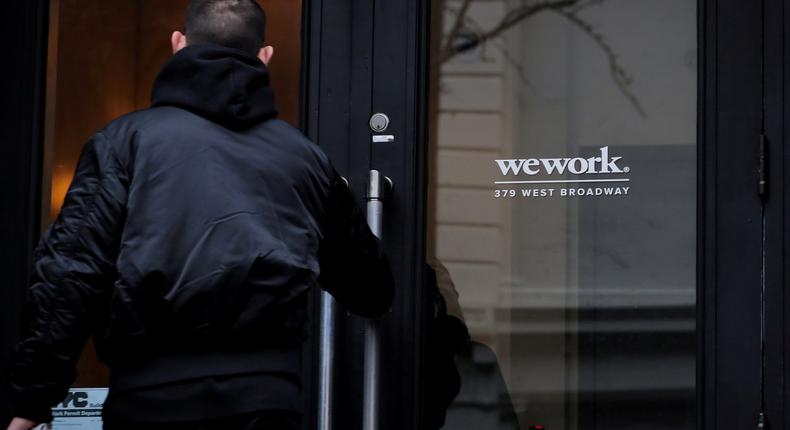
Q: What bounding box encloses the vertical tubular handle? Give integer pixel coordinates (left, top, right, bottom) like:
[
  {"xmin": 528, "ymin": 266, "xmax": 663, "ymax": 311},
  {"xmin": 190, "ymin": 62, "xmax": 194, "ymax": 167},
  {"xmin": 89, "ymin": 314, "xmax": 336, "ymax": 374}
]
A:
[
  {"xmin": 362, "ymin": 318, "xmax": 381, "ymax": 430},
  {"xmin": 317, "ymin": 176, "xmax": 348, "ymax": 430},
  {"xmin": 363, "ymin": 170, "xmax": 392, "ymax": 430},
  {"xmin": 318, "ymin": 291, "xmax": 336, "ymax": 430}
]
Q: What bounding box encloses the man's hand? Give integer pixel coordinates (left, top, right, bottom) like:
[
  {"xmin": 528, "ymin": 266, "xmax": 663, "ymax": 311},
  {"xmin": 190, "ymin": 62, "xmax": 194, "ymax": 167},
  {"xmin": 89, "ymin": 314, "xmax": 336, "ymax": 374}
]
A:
[{"xmin": 6, "ymin": 417, "xmax": 41, "ymax": 430}]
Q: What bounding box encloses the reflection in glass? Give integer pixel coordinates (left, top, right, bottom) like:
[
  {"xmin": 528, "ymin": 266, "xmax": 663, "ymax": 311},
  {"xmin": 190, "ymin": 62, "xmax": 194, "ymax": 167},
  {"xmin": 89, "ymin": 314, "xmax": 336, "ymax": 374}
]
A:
[{"xmin": 428, "ymin": 1, "xmax": 696, "ymax": 429}]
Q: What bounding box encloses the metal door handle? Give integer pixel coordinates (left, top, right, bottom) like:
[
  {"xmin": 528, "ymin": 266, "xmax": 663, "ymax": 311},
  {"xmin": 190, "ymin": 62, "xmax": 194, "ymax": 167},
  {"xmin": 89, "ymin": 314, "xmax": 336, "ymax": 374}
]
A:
[
  {"xmin": 317, "ymin": 176, "xmax": 349, "ymax": 430},
  {"xmin": 363, "ymin": 170, "xmax": 392, "ymax": 430},
  {"xmin": 317, "ymin": 290, "xmax": 337, "ymax": 430},
  {"xmin": 318, "ymin": 173, "xmax": 391, "ymax": 430}
]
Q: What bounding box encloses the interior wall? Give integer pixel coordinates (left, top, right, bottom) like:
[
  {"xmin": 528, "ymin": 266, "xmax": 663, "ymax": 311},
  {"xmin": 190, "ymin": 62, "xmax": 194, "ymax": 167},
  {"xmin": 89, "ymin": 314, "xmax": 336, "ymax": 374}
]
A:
[
  {"xmin": 52, "ymin": 0, "xmax": 140, "ymax": 386},
  {"xmin": 47, "ymin": 0, "xmax": 303, "ymax": 387},
  {"xmin": 50, "ymin": 0, "xmax": 139, "ymax": 223},
  {"xmin": 52, "ymin": 0, "xmax": 302, "ymax": 218}
]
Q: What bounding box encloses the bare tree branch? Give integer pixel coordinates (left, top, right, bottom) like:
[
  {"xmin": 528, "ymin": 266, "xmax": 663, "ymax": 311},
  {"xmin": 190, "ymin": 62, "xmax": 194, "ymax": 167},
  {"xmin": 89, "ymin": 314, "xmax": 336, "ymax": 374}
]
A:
[
  {"xmin": 440, "ymin": 8, "xmax": 534, "ymax": 87},
  {"xmin": 436, "ymin": 0, "xmax": 647, "ymax": 117},
  {"xmin": 438, "ymin": 0, "xmax": 580, "ymax": 64},
  {"xmin": 552, "ymin": 8, "xmax": 647, "ymax": 117},
  {"xmin": 569, "ymin": 0, "xmax": 604, "ymax": 14},
  {"xmin": 442, "ymin": 0, "xmax": 474, "ymax": 61}
]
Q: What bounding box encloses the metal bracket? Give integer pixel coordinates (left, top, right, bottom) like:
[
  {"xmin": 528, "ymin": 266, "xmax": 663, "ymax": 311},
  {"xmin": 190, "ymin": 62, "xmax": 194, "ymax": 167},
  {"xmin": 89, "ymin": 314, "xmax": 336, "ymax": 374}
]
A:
[
  {"xmin": 366, "ymin": 170, "xmax": 393, "ymax": 202},
  {"xmin": 759, "ymin": 134, "xmax": 768, "ymax": 198},
  {"xmin": 372, "ymin": 135, "xmax": 394, "ymax": 143}
]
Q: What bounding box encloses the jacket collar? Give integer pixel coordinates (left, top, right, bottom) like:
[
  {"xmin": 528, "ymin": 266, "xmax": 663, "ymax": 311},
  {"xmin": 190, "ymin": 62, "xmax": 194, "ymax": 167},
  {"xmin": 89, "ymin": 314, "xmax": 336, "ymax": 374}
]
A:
[{"xmin": 151, "ymin": 44, "xmax": 278, "ymax": 129}]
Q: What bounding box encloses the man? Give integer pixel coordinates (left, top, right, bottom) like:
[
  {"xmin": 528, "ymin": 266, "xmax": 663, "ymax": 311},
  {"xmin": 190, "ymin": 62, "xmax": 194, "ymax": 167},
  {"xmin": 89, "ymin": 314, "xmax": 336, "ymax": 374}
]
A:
[{"xmin": 5, "ymin": 1, "xmax": 394, "ymax": 429}]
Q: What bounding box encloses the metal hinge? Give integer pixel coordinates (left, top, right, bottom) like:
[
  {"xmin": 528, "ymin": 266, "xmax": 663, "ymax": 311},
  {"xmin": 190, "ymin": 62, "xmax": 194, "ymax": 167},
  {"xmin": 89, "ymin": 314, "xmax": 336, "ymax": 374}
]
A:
[
  {"xmin": 758, "ymin": 412, "xmax": 767, "ymax": 429},
  {"xmin": 759, "ymin": 134, "xmax": 768, "ymax": 197}
]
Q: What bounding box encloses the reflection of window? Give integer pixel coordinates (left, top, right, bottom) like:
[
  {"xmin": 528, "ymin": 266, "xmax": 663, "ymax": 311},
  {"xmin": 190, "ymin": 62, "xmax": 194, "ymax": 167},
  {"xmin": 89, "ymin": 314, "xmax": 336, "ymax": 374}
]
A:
[{"xmin": 43, "ymin": 0, "xmax": 303, "ymax": 388}]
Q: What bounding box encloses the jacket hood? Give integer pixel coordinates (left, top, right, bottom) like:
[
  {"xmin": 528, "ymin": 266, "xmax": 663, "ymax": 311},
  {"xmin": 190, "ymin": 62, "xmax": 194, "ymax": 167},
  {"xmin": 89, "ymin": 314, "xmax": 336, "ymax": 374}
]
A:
[{"xmin": 151, "ymin": 44, "xmax": 278, "ymax": 128}]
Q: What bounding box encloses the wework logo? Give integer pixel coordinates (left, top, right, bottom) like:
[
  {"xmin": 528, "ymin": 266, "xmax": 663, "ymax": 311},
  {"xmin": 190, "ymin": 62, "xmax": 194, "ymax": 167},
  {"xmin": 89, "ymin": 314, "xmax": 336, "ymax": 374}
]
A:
[{"xmin": 495, "ymin": 146, "xmax": 629, "ymax": 176}]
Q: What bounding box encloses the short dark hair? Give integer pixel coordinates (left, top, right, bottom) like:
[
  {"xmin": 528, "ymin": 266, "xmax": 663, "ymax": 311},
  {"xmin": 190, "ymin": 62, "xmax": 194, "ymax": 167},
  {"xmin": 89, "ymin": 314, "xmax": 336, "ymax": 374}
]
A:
[{"xmin": 186, "ymin": 0, "xmax": 267, "ymax": 56}]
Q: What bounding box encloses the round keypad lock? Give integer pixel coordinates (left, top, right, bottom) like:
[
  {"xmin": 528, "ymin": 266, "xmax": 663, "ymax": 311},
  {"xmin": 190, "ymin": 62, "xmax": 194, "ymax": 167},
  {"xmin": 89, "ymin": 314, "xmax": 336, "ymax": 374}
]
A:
[{"xmin": 369, "ymin": 113, "xmax": 390, "ymax": 133}]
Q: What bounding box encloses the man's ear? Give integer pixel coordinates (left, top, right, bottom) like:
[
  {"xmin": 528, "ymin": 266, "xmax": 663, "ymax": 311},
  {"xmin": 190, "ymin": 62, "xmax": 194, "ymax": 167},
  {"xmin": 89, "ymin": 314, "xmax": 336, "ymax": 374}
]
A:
[
  {"xmin": 171, "ymin": 31, "xmax": 188, "ymax": 54},
  {"xmin": 258, "ymin": 46, "xmax": 274, "ymax": 65}
]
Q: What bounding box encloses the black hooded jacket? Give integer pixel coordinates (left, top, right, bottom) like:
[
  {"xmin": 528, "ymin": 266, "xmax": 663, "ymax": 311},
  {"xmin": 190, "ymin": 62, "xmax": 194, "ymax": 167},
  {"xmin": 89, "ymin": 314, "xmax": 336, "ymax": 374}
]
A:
[{"xmin": 7, "ymin": 45, "xmax": 394, "ymax": 422}]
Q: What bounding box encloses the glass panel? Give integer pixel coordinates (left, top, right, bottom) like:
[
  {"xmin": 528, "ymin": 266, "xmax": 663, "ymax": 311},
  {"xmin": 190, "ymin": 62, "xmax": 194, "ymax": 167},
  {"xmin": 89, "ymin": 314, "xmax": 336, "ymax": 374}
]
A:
[
  {"xmin": 426, "ymin": 1, "xmax": 696, "ymax": 429},
  {"xmin": 43, "ymin": 0, "xmax": 303, "ymax": 388}
]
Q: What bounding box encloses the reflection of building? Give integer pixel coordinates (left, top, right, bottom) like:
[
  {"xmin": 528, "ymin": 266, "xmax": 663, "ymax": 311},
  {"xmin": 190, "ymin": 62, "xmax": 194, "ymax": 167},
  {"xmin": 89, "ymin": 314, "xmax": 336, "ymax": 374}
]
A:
[{"xmin": 432, "ymin": 1, "xmax": 696, "ymax": 429}]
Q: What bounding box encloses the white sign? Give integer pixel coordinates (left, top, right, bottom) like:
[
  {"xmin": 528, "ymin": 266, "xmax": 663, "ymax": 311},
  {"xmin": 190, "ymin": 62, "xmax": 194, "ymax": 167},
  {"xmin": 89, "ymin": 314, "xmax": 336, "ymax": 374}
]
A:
[
  {"xmin": 51, "ymin": 388, "xmax": 107, "ymax": 430},
  {"xmin": 493, "ymin": 146, "xmax": 631, "ymax": 199}
]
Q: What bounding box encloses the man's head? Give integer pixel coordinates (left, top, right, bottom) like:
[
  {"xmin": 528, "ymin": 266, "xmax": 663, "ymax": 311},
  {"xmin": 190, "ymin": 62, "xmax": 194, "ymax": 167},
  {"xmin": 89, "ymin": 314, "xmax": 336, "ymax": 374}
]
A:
[{"xmin": 171, "ymin": 0, "xmax": 274, "ymax": 64}]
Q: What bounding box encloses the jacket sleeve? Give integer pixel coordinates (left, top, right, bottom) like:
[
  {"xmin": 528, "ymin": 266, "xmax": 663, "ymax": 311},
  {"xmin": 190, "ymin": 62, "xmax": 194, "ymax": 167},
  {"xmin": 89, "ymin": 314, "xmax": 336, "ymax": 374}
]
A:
[
  {"xmin": 317, "ymin": 170, "xmax": 395, "ymax": 318},
  {"xmin": 7, "ymin": 133, "xmax": 128, "ymax": 422}
]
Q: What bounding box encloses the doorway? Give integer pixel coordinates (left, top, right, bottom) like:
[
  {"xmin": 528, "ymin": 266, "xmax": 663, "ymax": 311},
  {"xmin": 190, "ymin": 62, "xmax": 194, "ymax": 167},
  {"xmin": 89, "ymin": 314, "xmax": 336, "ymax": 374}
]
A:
[
  {"xmin": 42, "ymin": 0, "xmax": 303, "ymax": 392},
  {"xmin": 0, "ymin": 0, "xmax": 783, "ymax": 429}
]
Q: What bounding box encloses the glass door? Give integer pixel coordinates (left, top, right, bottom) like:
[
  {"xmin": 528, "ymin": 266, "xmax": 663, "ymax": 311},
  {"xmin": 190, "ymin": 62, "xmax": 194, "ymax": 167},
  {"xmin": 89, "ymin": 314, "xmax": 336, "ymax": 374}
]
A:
[
  {"xmin": 317, "ymin": 0, "xmax": 768, "ymax": 429},
  {"xmin": 427, "ymin": 1, "xmax": 696, "ymax": 429}
]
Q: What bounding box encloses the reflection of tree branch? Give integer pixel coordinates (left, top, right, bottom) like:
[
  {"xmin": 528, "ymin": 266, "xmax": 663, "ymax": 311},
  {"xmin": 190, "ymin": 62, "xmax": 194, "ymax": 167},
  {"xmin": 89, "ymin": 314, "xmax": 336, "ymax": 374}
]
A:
[
  {"xmin": 454, "ymin": 13, "xmax": 535, "ymax": 88},
  {"xmin": 438, "ymin": 0, "xmax": 647, "ymax": 117},
  {"xmin": 442, "ymin": 0, "xmax": 473, "ymax": 60},
  {"xmin": 439, "ymin": 0, "xmax": 579, "ymax": 64},
  {"xmin": 553, "ymin": 8, "xmax": 647, "ymax": 117},
  {"xmin": 569, "ymin": 0, "xmax": 604, "ymax": 14}
]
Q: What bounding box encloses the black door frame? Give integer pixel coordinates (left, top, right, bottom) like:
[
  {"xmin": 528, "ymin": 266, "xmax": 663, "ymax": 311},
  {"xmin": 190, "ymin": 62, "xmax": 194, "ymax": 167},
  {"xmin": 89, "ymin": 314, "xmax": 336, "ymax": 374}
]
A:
[
  {"xmin": 300, "ymin": 1, "xmax": 377, "ymax": 428},
  {"xmin": 0, "ymin": 0, "xmax": 779, "ymax": 428},
  {"xmin": 764, "ymin": 0, "xmax": 789, "ymax": 427},
  {"xmin": 300, "ymin": 0, "xmax": 429, "ymax": 429},
  {"xmin": 0, "ymin": 0, "xmax": 49, "ymax": 424},
  {"xmin": 698, "ymin": 0, "xmax": 765, "ymax": 429}
]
